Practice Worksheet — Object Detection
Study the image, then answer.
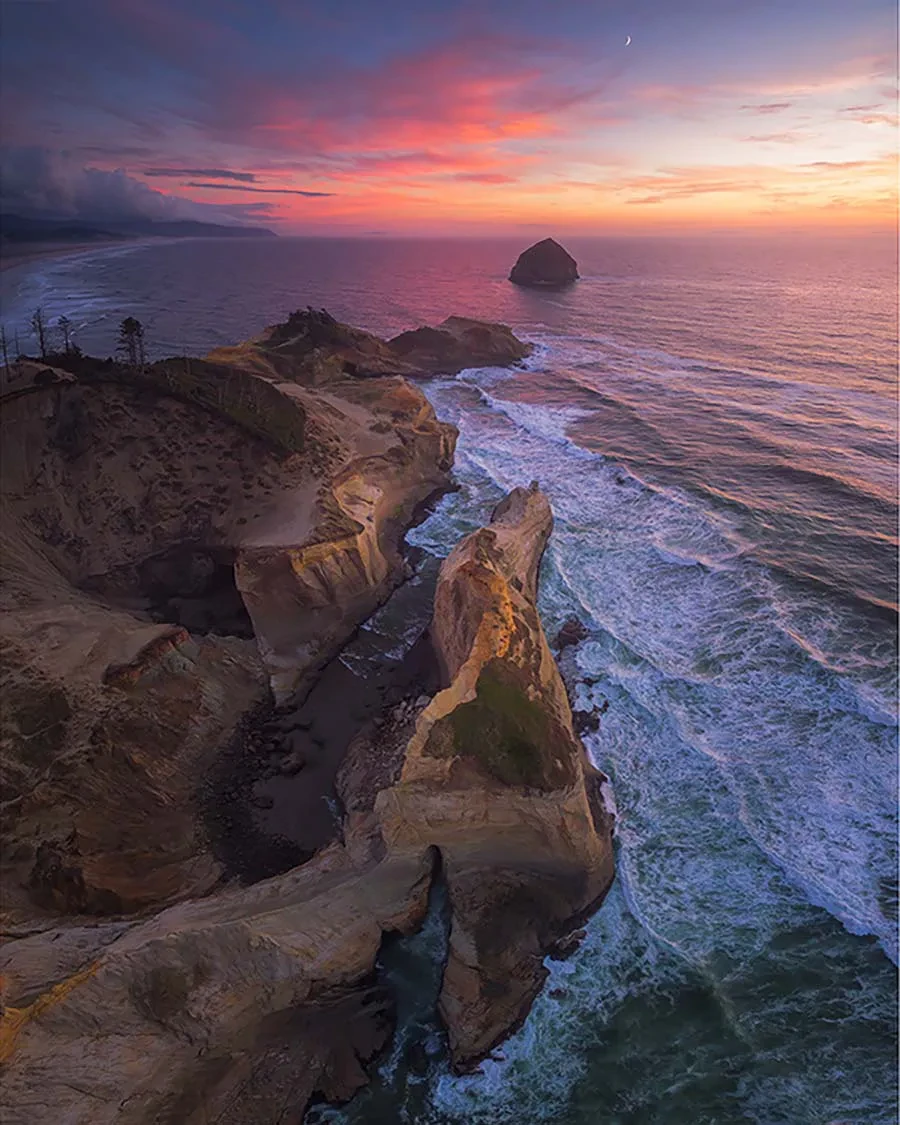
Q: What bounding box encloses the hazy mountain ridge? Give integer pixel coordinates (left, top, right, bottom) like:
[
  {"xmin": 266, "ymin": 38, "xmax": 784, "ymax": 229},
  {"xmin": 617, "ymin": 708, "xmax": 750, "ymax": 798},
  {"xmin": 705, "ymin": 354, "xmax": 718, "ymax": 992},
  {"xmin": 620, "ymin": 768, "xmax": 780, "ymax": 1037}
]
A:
[{"xmin": 0, "ymin": 212, "xmax": 276, "ymax": 245}]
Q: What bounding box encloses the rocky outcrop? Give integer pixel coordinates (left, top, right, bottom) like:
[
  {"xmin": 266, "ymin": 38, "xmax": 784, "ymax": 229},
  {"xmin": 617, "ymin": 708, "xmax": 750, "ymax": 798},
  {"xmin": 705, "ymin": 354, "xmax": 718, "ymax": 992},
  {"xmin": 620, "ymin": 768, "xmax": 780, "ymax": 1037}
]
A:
[
  {"xmin": 0, "ymin": 844, "xmax": 437, "ymax": 1125},
  {"xmin": 555, "ymin": 614, "xmax": 589, "ymax": 651},
  {"xmin": 388, "ymin": 316, "xmax": 532, "ymax": 373},
  {"xmin": 0, "ymin": 324, "xmax": 455, "ymax": 924},
  {"xmin": 209, "ymin": 306, "xmax": 408, "ymax": 382},
  {"xmin": 208, "ymin": 307, "xmax": 531, "ymax": 382},
  {"xmin": 346, "ymin": 483, "xmax": 614, "ymax": 1064},
  {"xmin": 509, "ymin": 238, "xmax": 579, "ymax": 288},
  {"xmin": 0, "ymin": 485, "xmax": 614, "ymax": 1123}
]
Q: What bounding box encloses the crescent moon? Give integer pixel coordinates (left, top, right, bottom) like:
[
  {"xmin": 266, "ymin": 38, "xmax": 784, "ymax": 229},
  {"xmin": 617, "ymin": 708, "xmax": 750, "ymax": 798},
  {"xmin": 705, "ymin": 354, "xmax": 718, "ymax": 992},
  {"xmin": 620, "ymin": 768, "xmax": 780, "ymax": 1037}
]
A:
[{"xmin": 625, "ymin": 35, "xmax": 632, "ymax": 46}]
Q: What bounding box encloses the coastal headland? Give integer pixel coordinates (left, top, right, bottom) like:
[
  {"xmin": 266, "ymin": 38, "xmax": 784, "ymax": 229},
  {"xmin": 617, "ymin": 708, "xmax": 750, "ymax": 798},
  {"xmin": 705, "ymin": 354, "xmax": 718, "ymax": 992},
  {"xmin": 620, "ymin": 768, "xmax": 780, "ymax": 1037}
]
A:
[{"xmin": 0, "ymin": 308, "xmax": 613, "ymax": 1122}]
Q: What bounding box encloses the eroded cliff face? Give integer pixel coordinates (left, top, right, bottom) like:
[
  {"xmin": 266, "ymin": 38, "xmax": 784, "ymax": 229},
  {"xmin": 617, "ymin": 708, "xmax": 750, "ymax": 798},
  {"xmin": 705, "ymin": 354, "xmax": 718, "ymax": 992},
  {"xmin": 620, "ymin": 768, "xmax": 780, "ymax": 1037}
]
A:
[
  {"xmin": 1, "ymin": 484, "xmax": 614, "ymax": 1124},
  {"xmin": 343, "ymin": 483, "xmax": 615, "ymax": 1064},
  {"xmin": 232, "ymin": 375, "xmax": 456, "ymax": 700},
  {"xmin": 0, "ymin": 336, "xmax": 455, "ymax": 924}
]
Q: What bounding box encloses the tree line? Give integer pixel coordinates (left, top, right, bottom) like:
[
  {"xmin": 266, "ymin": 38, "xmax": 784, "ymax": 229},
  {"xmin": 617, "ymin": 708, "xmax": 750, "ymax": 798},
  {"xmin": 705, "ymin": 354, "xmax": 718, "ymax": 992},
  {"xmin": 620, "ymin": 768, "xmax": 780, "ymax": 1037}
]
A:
[{"xmin": 0, "ymin": 309, "xmax": 149, "ymax": 377}]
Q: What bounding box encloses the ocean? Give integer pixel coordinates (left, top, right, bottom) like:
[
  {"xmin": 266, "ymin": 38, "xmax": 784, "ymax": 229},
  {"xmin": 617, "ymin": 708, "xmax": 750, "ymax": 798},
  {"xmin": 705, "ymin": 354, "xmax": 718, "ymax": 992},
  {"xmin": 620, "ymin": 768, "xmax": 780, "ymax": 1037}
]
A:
[{"xmin": 2, "ymin": 234, "xmax": 897, "ymax": 1123}]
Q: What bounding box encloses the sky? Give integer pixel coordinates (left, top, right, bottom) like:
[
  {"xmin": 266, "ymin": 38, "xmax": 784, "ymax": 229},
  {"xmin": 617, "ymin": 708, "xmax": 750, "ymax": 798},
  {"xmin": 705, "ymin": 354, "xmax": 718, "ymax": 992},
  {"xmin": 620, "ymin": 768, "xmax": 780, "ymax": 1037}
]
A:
[{"xmin": 0, "ymin": 0, "xmax": 896, "ymax": 234}]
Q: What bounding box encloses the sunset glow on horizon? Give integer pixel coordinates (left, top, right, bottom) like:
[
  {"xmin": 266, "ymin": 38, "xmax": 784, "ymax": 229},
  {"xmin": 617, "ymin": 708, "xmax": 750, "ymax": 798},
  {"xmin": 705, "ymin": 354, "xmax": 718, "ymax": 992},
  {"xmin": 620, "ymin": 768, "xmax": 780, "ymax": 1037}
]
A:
[{"xmin": 1, "ymin": 0, "xmax": 896, "ymax": 235}]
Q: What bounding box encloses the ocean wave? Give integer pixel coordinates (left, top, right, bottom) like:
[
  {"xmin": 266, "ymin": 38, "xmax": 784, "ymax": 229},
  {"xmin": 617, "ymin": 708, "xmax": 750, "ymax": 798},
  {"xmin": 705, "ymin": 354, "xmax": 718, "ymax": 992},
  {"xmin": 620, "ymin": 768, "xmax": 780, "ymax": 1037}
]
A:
[{"xmin": 420, "ymin": 376, "xmax": 898, "ymax": 968}]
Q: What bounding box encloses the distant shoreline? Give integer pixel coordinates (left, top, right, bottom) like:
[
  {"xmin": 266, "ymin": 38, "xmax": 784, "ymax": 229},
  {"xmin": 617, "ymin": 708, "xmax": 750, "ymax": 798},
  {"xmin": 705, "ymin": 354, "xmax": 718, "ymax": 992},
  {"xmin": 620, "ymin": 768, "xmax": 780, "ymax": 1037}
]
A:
[
  {"xmin": 0, "ymin": 239, "xmax": 131, "ymax": 274},
  {"xmin": 0, "ymin": 233, "xmax": 280, "ymax": 276}
]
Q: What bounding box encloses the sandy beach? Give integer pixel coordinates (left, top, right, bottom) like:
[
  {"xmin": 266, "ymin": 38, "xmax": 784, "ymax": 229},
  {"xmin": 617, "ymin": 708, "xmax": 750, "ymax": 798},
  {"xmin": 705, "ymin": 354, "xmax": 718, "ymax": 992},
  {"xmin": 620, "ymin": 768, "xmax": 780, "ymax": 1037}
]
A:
[{"xmin": 0, "ymin": 239, "xmax": 130, "ymax": 274}]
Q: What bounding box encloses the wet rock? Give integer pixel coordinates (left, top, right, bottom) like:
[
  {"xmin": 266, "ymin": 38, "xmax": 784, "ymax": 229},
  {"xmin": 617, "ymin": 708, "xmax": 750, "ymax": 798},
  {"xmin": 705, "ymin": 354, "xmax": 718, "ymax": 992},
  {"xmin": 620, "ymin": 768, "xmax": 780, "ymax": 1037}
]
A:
[
  {"xmin": 555, "ymin": 615, "xmax": 588, "ymax": 651},
  {"xmin": 573, "ymin": 710, "xmax": 601, "ymax": 735},
  {"xmin": 548, "ymin": 929, "xmax": 587, "ymax": 960},
  {"xmin": 278, "ymin": 751, "xmax": 306, "ymax": 776}
]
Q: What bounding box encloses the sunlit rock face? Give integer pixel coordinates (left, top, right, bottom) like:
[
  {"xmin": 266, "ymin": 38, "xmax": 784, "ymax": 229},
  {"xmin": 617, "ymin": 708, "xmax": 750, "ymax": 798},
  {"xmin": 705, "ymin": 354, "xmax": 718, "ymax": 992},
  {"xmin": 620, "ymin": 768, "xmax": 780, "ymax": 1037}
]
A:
[
  {"xmin": 509, "ymin": 238, "xmax": 579, "ymax": 287},
  {"xmin": 363, "ymin": 483, "xmax": 615, "ymax": 1066}
]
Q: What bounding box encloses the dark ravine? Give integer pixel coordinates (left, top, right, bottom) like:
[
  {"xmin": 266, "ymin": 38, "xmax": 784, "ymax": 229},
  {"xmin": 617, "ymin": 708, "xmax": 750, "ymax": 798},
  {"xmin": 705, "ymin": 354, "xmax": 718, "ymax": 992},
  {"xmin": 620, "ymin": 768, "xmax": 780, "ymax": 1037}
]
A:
[
  {"xmin": 203, "ymin": 577, "xmax": 442, "ymax": 884},
  {"xmin": 202, "ymin": 485, "xmax": 454, "ymax": 885},
  {"xmin": 0, "ymin": 313, "xmax": 614, "ymax": 1124}
]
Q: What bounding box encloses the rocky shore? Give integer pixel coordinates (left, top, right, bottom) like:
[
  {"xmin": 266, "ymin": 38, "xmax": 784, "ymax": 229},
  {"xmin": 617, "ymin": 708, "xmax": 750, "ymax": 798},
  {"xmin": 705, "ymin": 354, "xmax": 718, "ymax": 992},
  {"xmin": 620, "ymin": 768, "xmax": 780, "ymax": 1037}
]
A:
[{"xmin": 0, "ymin": 310, "xmax": 613, "ymax": 1122}]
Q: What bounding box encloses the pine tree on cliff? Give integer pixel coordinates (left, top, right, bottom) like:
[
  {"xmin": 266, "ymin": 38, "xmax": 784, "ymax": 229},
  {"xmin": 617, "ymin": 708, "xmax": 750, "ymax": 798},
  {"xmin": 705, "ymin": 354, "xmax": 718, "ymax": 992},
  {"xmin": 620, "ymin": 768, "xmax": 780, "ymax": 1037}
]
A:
[
  {"xmin": 57, "ymin": 315, "xmax": 73, "ymax": 354},
  {"xmin": 117, "ymin": 316, "xmax": 146, "ymax": 368},
  {"xmin": 30, "ymin": 307, "xmax": 47, "ymax": 359}
]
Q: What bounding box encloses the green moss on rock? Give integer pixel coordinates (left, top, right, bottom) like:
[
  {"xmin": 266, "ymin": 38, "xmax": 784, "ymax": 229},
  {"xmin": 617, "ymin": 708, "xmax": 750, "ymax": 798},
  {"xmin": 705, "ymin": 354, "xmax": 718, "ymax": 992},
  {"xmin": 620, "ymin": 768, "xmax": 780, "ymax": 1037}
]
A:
[{"xmin": 427, "ymin": 659, "xmax": 573, "ymax": 790}]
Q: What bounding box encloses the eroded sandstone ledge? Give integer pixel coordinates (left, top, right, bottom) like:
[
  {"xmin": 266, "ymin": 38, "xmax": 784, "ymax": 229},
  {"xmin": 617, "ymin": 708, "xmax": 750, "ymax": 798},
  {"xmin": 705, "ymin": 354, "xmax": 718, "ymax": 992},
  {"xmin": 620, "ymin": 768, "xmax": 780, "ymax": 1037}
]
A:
[{"xmin": 1, "ymin": 483, "xmax": 614, "ymax": 1123}]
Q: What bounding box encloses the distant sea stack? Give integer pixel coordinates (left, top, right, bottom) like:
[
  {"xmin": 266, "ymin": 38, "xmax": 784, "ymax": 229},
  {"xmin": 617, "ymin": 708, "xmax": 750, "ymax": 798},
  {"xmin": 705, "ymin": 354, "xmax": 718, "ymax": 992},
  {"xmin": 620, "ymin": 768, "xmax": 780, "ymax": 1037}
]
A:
[{"xmin": 509, "ymin": 238, "xmax": 579, "ymax": 288}]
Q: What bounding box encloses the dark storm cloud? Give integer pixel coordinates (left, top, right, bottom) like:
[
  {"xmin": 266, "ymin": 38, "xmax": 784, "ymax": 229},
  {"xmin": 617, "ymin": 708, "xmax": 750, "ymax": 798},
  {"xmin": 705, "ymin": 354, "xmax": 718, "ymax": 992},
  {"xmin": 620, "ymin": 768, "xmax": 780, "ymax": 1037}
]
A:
[{"xmin": 0, "ymin": 147, "xmax": 262, "ymax": 224}]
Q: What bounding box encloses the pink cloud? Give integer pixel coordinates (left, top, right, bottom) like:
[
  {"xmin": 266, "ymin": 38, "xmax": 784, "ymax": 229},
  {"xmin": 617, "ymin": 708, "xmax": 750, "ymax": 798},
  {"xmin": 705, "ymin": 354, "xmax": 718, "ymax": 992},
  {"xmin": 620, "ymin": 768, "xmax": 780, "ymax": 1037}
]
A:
[
  {"xmin": 740, "ymin": 102, "xmax": 794, "ymax": 114},
  {"xmin": 177, "ymin": 32, "xmax": 614, "ymax": 166},
  {"xmin": 742, "ymin": 132, "xmax": 813, "ymax": 143}
]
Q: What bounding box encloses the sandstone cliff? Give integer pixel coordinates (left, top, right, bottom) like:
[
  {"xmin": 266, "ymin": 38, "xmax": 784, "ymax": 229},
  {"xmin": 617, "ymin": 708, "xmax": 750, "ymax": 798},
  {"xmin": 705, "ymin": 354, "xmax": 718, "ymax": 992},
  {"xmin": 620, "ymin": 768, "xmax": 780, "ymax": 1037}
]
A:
[
  {"xmin": 341, "ymin": 483, "xmax": 614, "ymax": 1063},
  {"xmin": 0, "ymin": 844, "xmax": 437, "ymax": 1124},
  {"xmin": 0, "ymin": 330, "xmax": 455, "ymax": 925},
  {"xmin": 1, "ymin": 484, "xmax": 614, "ymax": 1123}
]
